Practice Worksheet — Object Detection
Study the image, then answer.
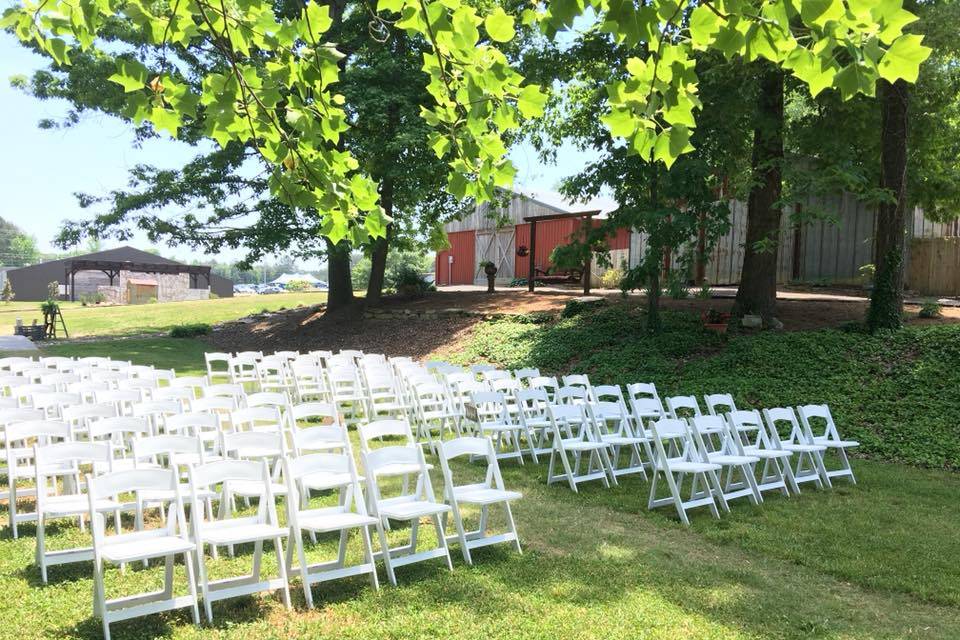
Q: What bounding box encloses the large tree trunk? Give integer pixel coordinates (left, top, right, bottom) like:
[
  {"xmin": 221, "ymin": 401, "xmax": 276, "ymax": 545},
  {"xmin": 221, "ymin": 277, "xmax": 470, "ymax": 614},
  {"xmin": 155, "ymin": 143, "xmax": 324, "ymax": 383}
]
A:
[
  {"xmin": 366, "ymin": 179, "xmax": 394, "ymax": 305},
  {"xmin": 867, "ymin": 79, "xmax": 910, "ymax": 331},
  {"xmin": 325, "ymin": 238, "xmax": 354, "ymax": 311},
  {"xmin": 734, "ymin": 65, "xmax": 784, "ymax": 325}
]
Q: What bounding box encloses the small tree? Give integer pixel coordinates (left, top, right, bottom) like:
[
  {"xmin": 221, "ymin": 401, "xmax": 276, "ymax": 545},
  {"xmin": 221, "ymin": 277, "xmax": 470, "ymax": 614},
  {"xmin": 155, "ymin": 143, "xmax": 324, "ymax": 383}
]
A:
[
  {"xmin": 1, "ymin": 279, "xmax": 14, "ymax": 303},
  {"xmin": 47, "ymin": 281, "xmax": 59, "ymax": 301}
]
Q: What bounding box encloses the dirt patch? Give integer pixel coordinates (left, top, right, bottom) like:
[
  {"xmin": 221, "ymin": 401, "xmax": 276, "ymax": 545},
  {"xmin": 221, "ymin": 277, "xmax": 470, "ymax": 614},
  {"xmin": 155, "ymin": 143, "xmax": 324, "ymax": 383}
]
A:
[{"xmin": 203, "ymin": 304, "xmax": 480, "ymax": 358}]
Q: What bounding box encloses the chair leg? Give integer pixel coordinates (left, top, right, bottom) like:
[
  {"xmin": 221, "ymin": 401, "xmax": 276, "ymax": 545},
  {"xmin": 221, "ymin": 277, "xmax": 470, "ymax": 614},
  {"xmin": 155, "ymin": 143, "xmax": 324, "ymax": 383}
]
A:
[
  {"xmin": 360, "ymin": 525, "xmax": 380, "ymax": 591},
  {"xmin": 273, "ymin": 536, "xmax": 291, "ymax": 610},
  {"xmin": 183, "ymin": 550, "xmax": 201, "ymax": 626}
]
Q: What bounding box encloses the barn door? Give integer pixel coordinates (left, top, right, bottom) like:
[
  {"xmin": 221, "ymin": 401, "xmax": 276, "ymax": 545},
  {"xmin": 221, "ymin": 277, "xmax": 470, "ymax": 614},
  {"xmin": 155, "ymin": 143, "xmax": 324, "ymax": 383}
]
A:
[{"xmin": 475, "ymin": 228, "xmax": 515, "ymax": 283}]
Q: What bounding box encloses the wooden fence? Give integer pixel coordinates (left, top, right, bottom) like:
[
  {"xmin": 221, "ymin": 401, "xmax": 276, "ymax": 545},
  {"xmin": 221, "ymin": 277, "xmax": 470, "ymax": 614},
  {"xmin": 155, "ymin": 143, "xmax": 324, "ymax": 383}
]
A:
[
  {"xmin": 908, "ymin": 237, "xmax": 960, "ymax": 296},
  {"xmin": 627, "ymin": 195, "xmax": 960, "ymax": 294}
]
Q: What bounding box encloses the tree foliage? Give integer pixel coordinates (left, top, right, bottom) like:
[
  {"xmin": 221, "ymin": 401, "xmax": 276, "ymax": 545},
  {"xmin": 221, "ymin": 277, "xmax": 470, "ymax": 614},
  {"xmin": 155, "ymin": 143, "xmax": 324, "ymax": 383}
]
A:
[{"xmin": 2, "ymin": 0, "xmax": 932, "ymax": 252}]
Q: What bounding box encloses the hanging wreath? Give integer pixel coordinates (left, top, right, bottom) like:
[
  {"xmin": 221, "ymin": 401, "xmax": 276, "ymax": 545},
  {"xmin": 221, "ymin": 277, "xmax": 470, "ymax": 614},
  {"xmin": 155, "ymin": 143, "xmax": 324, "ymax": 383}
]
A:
[{"xmin": 516, "ymin": 245, "xmax": 529, "ymax": 257}]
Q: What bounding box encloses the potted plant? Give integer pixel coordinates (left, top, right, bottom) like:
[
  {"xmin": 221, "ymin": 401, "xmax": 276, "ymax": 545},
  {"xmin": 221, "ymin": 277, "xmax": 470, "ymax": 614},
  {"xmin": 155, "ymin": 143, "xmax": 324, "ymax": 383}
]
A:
[
  {"xmin": 480, "ymin": 260, "xmax": 498, "ymax": 293},
  {"xmin": 701, "ymin": 308, "xmax": 731, "ymax": 333}
]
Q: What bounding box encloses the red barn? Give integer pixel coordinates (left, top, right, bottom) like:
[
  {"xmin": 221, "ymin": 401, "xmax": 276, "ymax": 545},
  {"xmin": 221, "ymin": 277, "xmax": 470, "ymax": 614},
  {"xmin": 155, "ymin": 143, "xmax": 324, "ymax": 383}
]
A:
[{"xmin": 436, "ymin": 190, "xmax": 629, "ymax": 286}]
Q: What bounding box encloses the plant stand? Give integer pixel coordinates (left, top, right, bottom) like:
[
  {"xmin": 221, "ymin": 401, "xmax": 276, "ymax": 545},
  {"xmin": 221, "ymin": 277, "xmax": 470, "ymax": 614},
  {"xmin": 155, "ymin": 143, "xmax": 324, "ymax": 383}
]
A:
[{"xmin": 43, "ymin": 306, "xmax": 68, "ymax": 339}]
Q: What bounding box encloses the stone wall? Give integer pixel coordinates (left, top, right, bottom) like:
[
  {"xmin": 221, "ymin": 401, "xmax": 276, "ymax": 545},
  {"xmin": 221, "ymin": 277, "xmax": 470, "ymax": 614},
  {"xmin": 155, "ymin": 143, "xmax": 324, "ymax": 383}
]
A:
[{"xmin": 80, "ymin": 269, "xmax": 210, "ymax": 304}]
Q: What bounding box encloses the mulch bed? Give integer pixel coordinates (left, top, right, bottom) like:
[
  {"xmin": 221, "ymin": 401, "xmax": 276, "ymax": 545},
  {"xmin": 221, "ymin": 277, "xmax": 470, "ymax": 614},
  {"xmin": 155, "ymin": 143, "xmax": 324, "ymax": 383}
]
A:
[{"xmin": 202, "ymin": 303, "xmax": 480, "ymax": 359}]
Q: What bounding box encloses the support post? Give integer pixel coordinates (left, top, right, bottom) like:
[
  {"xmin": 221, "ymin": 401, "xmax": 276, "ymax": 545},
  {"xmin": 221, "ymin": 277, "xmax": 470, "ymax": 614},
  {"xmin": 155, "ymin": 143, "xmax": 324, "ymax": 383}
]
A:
[
  {"xmin": 528, "ymin": 220, "xmax": 537, "ymax": 292},
  {"xmin": 582, "ymin": 215, "xmax": 593, "ymax": 295}
]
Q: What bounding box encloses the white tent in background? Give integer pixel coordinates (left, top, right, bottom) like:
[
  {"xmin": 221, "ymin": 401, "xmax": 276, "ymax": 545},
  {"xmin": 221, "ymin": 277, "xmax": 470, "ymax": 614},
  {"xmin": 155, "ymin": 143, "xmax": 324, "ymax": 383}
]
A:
[{"xmin": 270, "ymin": 273, "xmax": 325, "ymax": 287}]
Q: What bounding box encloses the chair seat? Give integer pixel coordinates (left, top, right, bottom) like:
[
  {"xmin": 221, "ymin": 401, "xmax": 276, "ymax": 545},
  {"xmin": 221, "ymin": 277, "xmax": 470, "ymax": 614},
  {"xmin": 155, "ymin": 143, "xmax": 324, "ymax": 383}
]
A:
[
  {"xmin": 297, "ymin": 511, "xmax": 378, "ymax": 533},
  {"xmin": 559, "ymin": 439, "xmax": 606, "ymax": 452},
  {"xmin": 201, "ymin": 522, "xmax": 288, "ymax": 545},
  {"xmin": 43, "ymin": 495, "xmax": 120, "ymax": 517},
  {"xmin": 379, "ymin": 500, "xmax": 451, "ymax": 520},
  {"xmin": 813, "ymin": 437, "xmax": 860, "ymax": 448},
  {"xmin": 602, "ymin": 435, "xmax": 646, "ymax": 446},
  {"xmin": 522, "ymin": 418, "xmax": 550, "ymax": 428},
  {"xmin": 707, "ymin": 453, "xmax": 759, "ymax": 466},
  {"xmin": 479, "ymin": 423, "xmax": 520, "ymax": 433},
  {"xmin": 225, "ymin": 480, "xmax": 289, "ymax": 497},
  {"xmin": 742, "ymin": 447, "xmax": 792, "ymax": 459},
  {"xmin": 662, "ymin": 459, "xmax": 721, "ymax": 473},
  {"xmin": 781, "ymin": 443, "xmax": 826, "ymax": 453},
  {"xmin": 453, "ymin": 487, "xmax": 522, "ymax": 505},
  {"xmin": 102, "ymin": 535, "xmax": 195, "ymax": 563}
]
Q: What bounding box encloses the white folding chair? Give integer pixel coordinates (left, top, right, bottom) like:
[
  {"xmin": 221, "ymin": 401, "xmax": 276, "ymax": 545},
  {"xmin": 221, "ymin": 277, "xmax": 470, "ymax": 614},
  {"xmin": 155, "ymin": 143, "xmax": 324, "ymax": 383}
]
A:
[
  {"xmin": 283, "ymin": 453, "xmax": 380, "ymax": 607},
  {"xmin": 131, "ymin": 400, "xmax": 183, "ymax": 435},
  {"xmin": 467, "ymin": 391, "xmax": 525, "ymax": 463},
  {"xmin": 797, "ymin": 404, "xmax": 859, "ymax": 484},
  {"xmin": 5, "ymin": 419, "xmax": 71, "ymax": 538},
  {"xmin": 763, "ymin": 407, "xmax": 831, "ymax": 491},
  {"xmin": 527, "ymin": 376, "xmax": 560, "ymax": 404},
  {"xmin": 515, "ymin": 388, "xmax": 552, "ymax": 462},
  {"xmin": 544, "ymin": 404, "xmax": 617, "ymax": 492},
  {"xmin": 169, "ymin": 375, "xmax": 209, "ymax": 397},
  {"xmin": 62, "ymin": 403, "xmax": 119, "ymax": 438},
  {"xmin": 327, "ymin": 365, "xmax": 367, "ymax": 425},
  {"xmin": 727, "ymin": 409, "xmax": 793, "ymax": 496},
  {"xmin": 562, "ymin": 374, "xmax": 595, "ymax": 401},
  {"xmin": 411, "ymin": 382, "xmax": 459, "ymax": 449},
  {"xmin": 704, "ymin": 393, "xmax": 738, "ymax": 416},
  {"xmin": 290, "ymin": 403, "xmax": 349, "ymax": 455},
  {"xmin": 361, "ymin": 445, "xmax": 452, "ymax": 585},
  {"xmin": 647, "ymin": 418, "xmax": 727, "ymax": 525},
  {"xmin": 586, "ymin": 385, "xmax": 649, "ymax": 479},
  {"xmin": 87, "ymin": 416, "xmax": 154, "ymax": 472},
  {"xmin": 152, "ymin": 386, "xmax": 195, "ymax": 411},
  {"xmin": 666, "ymin": 395, "xmax": 703, "ymax": 419},
  {"xmin": 256, "ymin": 357, "xmax": 293, "ymax": 394},
  {"xmin": 95, "ymin": 388, "xmax": 144, "ymax": 417},
  {"xmin": 187, "ymin": 459, "xmax": 291, "ymax": 622},
  {"xmin": 513, "ymin": 368, "xmax": 541, "ymax": 385},
  {"xmin": 202, "ymin": 383, "xmax": 246, "ymax": 405},
  {"xmin": 480, "ymin": 369, "xmax": 512, "ymax": 383},
  {"xmin": 228, "ymin": 354, "xmax": 260, "ymax": 388},
  {"xmin": 34, "ymin": 441, "xmax": 117, "ymax": 583},
  {"xmin": 32, "ymin": 391, "xmax": 82, "ymax": 420},
  {"xmin": 437, "ymin": 436, "xmax": 522, "ymax": 565},
  {"xmin": 229, "ymin": 406, "xmax": 285, "ymax": 434},
  {"xmin": 688, "ymin": 415, "xmax": 762, "ymax": 505},
  {"xmin": 86, "ymin": 468, "xmax": 200, "ymax": 640},
  {"xmin": 291, "ymin": 361, "xmax": 329, "ymax": 403}
]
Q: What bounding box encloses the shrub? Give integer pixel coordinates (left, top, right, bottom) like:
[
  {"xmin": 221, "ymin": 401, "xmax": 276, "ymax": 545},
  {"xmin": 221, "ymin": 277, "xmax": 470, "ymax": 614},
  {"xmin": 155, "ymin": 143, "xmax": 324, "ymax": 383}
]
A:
[
  {"xmin": 1, "ymin": 279, "xmax": 14, "ymax": 303},
  {"xmin": 663, "ymin": 269, "xmax": 689, "ymax": 299},
  {"xmin": 169, "ymin": 323, "xmax": 212, "ymax": 338},
  {"xmin": 391, "ymin": 265, "xmax": 432, "ymax": 298},
  {"xmin": 79, "ymin": 292, "xmax": 105, "ymax": 306},
  {"xmin": 284, "ymin": 279, "xmax": 312, "ymax": 292},
  {"xmin": 600, "ymin": 268, "xmax": 623, "ymax": 289},
  {"xmin": 919, "ymin": 299, "xmax": 942, "ymax": 319}
]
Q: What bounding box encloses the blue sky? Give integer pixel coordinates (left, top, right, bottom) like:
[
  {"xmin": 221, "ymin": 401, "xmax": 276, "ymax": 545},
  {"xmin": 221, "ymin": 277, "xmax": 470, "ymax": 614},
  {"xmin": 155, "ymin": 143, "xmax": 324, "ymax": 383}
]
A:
[{"xmin": 0, "ymin": 31, "xmax": 603, "ymax": 267}]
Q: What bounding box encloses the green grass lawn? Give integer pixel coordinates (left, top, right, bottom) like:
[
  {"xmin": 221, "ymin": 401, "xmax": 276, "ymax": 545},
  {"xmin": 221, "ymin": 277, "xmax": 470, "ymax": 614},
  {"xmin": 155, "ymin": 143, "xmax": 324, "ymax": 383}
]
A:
[
  {"xmin": 0, "ymin": 292, "xmax": 327, "ymax": 338},
  {"xmin": 4, "ymin": 305, "xmax": 960, "ymax": 638}
]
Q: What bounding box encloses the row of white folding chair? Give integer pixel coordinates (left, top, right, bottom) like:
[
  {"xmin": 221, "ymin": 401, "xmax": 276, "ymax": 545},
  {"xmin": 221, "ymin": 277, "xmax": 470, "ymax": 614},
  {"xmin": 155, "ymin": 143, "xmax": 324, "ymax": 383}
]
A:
[
  {"xmin": 665, "ymin": 394, "xmax": 858, "ymax": 486},
  {"xmin": 357, "ymin": 420, "xmax": 521, "ymax": 574}
]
